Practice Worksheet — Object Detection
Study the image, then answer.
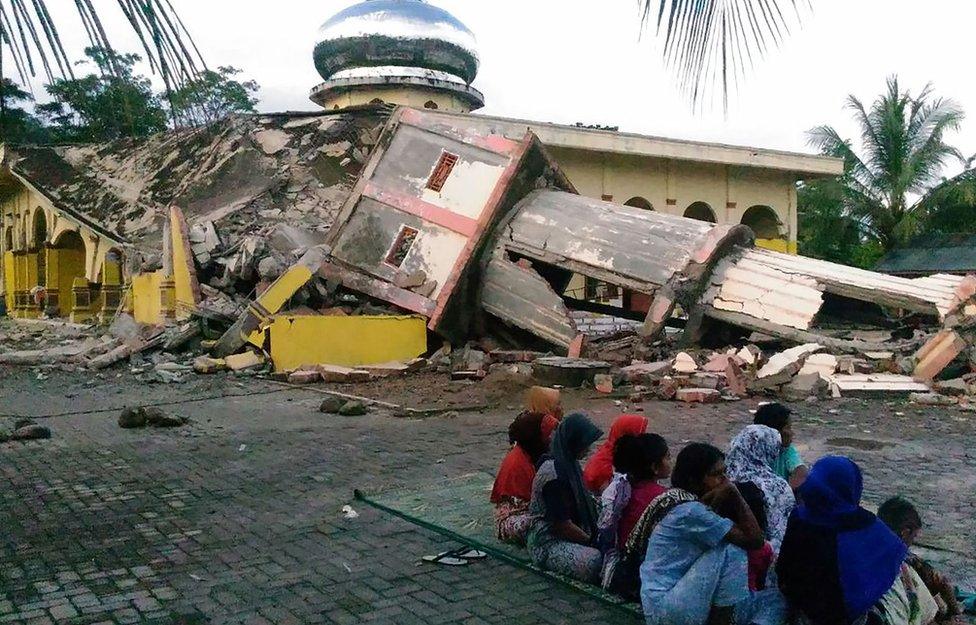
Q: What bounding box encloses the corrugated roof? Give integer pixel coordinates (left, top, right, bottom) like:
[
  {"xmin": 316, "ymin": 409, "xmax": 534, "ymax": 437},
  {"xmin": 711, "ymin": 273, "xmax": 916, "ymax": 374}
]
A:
[{"xmin": 876, "ymin": 234, "xmax": 976, "ymax": 275}]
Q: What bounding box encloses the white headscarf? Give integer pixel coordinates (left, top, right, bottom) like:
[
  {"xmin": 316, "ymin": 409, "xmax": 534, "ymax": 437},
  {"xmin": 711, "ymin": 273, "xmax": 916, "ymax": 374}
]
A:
[{"xmin": 727, "ymin": 424, "xmax": 795, "ymax": 552}]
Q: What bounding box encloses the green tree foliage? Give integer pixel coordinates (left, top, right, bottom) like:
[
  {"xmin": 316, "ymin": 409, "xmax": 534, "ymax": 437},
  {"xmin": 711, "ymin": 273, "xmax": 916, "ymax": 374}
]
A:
[
  {"xmin": 802, "ymin": 77, "xmax": 976, "ymax": 264},
  {"xmin": 169, "ymin": 66, "xmax": 260, "ymax": 128},
  {"xmin": 38, "ymin": 47, "xmax": 167, "ymax": 142},
  {"xmin": 0, "ymin": 79, "xmax": 47, "ymax": 144}
]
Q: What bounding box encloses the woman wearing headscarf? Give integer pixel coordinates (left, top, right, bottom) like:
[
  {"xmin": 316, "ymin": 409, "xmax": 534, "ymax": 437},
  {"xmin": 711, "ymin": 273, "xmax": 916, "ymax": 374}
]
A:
[
  {"xmin": 638, "ymin": 443, "xmax": 785, "ymax": 625},
  {"xmin": 726, "ymin": 424, "xmax": 796, "ymax": 552},
  {"xmin": 583, "ymin": 414, "xmax": 649, "ymax": 494},
  {"xmin": 490, "ymin": 411, "xmax": 559, "ymax": 545},
  {"xmin": 777, "ymin": 456, "xmax": 936, "ymax": 625},
  {"xmin": 526, "ymin": 413, "xmax": 604, "ymax": 583},
  {"xmin": 526, "ymin": 386, "xmax": 563, "ymax": 422}
]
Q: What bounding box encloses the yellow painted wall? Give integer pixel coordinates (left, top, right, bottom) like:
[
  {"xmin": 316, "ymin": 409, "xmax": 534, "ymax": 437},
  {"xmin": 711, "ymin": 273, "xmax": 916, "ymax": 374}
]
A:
[
  {"xmin": 320, "ymin": 87, "xmax": 475, "ymax": 113},
  {"xmin": 132, "ymin": 272, "xmax": 163, "ymax": 324},
  {"xmin": 243, "ymin": 263, "xmax": 315, "ymax": 348},
  {"xmin": 267, "ymin": 315, "xmax": 427, "ymax": 371},
  {"xmin": 170, "ymin": 207, "xmax": 199, "ymax": 319},
  {"xmin": 55, "ymin": 241, "xmax": 86, "ymax": 317},
  {"xmin": 549, "ymin": 147, "xmax": 798, "ymax": 250}
]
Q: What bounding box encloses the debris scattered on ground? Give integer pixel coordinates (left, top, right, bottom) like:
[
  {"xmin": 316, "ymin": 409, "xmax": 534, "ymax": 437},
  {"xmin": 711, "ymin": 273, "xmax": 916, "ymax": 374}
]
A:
[{"xmin": 118, "ymin": 407, "xmax": 189, "ymax": 429}]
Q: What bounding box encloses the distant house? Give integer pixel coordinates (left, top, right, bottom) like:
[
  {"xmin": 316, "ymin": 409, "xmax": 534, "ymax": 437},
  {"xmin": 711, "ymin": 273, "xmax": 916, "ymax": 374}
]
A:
[{"xmin": 876, "ymin": 233, "xmax": 976, "ymax": 277}]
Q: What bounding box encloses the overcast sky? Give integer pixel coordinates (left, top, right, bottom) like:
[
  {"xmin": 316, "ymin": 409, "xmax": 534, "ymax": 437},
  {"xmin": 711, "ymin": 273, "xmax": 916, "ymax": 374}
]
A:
[{"xmin": 33, "ymin": 1, "xmax": 976, "ymax": 168}]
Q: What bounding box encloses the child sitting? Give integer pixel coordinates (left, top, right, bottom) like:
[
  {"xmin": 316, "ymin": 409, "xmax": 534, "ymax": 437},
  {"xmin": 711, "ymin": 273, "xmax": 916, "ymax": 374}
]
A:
[{"xmin": 754, "ymin": 403, "xmax": 808, "ymax": 489}]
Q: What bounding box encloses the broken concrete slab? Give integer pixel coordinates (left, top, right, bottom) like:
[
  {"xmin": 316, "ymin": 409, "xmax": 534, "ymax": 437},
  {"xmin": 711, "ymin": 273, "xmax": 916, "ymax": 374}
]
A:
[
  {"xmin": 913, "ymin": 330, "xmax": 967, "ymax": 381},
  {"xmin": 831, "ymin": 374, "xmax": 931, "ymax": 397},
  {"xmin": 362, "ymin": 362, "xmax": 410, "ymax": 378},
  {"xmin": 799, "ymin": 353, "xmax": 838, "ymax": 378},
  {"xmin": 675, "ymin": 388, "xmax": 721, "ymax": 403},
  {"xmin": 756, "ymin": 343, "xmax": 823, "ymax": 385},
  {"xmin": 533, "ymin": 357, "xmax": 612, "ymax": 388}
]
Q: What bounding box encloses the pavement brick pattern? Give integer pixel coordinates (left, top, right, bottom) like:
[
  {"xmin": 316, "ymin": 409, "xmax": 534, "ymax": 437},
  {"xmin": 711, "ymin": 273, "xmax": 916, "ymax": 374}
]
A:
[{"xmin": 1, "ymin": 369, "xmax": 974, "ymax": 624}]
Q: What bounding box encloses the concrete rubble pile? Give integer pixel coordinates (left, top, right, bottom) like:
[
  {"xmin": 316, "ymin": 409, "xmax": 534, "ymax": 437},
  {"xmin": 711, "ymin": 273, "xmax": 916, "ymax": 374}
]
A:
[{"xmin": 6, "ymin": 106, "xmax": 976, "ymax": 408}]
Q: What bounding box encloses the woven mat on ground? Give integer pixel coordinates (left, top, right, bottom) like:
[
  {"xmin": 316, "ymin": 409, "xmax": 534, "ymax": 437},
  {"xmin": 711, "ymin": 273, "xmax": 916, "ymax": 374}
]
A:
[{"xmin": 355, "ymin": 471, "xmax": 641, "ymax": 616}]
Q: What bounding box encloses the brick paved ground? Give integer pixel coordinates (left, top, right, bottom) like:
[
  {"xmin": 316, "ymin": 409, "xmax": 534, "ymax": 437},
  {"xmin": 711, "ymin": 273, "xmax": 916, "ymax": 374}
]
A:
[{"xmin": 1, "ymin": 366, "xmax": 974, "ymax": 625}]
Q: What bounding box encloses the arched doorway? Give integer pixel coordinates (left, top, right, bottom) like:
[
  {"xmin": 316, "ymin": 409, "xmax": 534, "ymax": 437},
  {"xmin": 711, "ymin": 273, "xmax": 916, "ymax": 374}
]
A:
[
  {"xmin": 624, "ymin": 197, "xmax": 654, "ymax": 211},
  {"xmin": 741, "ymin": 205, "xmax": 787, "ymax": 251},
  {"xmin": 684, "ymin": 201, "xmax": 717, "ymax": 223},
  {"xmin": 52, "ymin": 231, "xmax": 86, "ymax": 318}
]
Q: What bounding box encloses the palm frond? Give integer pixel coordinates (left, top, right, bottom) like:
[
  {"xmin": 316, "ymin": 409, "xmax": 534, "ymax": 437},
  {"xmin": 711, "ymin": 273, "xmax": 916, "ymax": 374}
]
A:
[
  {"xmin": 0, "ymin": 0, "xmax": 204, "ymax": 95},
  {"xmin": 642, "ymin": 0, "xmax": 809, "ymax": 111}
]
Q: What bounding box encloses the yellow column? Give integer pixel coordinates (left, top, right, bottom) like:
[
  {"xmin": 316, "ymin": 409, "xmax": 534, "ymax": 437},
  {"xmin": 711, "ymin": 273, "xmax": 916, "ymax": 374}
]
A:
[
  {"xmin": 44, "ymin": 246, "xmax": 61, "ymax": 316},
  {"xmin": 14, "ymin": 252, "xmax": 28, "ymax": 318},
  {"xmin": 99, "ymin": 256, "xmax": 123, "ymax": 322},
  {"xmin": 70, "ymin": 277, "xmax": 93, "ymax": 323},
  {"xmin": 2, "ymin": 251, "xmax": 15, "ymax": 314}
]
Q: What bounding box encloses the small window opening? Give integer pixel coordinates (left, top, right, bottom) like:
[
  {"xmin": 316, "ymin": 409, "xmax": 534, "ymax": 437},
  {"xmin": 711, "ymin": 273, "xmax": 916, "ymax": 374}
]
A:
[
  {"xmin": 424, "ymin": 100, "xmax": 439, "ymax": 110},
  {"xmin": 385, "ymin": 226, "xmax": 419, "ymax": 268},
  {"xmin": 426, "ymin": 151, "xmax": 459, "ymax": 192}
]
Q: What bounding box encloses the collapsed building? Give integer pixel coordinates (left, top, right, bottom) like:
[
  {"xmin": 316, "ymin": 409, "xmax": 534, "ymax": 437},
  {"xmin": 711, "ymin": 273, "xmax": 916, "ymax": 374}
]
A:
[{"xmin": 3, "ymin": 0, "xmax": 975, "ymax": 399}]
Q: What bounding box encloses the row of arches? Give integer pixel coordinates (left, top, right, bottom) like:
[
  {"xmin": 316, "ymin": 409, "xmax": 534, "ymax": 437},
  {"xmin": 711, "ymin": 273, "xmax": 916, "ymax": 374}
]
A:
[
  {"xmin": 621, "ymin": 197, "xmax": 785, "ymax": 239},
  {"xmin": 2, "ymin": 208, "xmax": 124, "ymax": 319}
]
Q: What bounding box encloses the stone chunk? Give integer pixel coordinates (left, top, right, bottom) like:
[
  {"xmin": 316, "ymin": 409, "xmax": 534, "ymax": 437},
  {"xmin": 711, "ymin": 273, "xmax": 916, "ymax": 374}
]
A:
[
  {"xmin": 594, "ymin": 374, "xmax": 614, "ymax": 394},
  {"xmin": 288, "ymin": 370, "xmax": 321, "ymax": 385},
  {"xmin": 491, "ymin": 350, "xmax": 546, "ymax": 364},
  {"xmin": 736, "ymin": 345, "xmax": 763, "ymax": 366},
  {"xmin": 119, "ymin": 407, "xmax": 147, "ymax": 429},
  {"xmin": 193, "ymin": 356, "xmax": 226, "ymax": 375},
  {"xmin": 673, "ymin": 352, "xmax": 698, "ymax": 374},
  {"xmin": 783, "ymin": 373, "xmax": 831, "ymax": 400},
  {"xmin": 319, "ymin": 397, "xmax": 346, "ymax": 414},
  {"xmin": 363, "ymin": 362, "xmax": 410, "ymax": 378},
  {"xmin": 620, "ymin": 361, "xmax": 672, "ymax": 384},
  {"xmin": 317, "ymin": 364, "xmax": 371, "ymax": 383},
  {"xmin": 144, "ymin": 408, "xmax": 188, "ymax": 428},
  {"xmin": 910, "ymin": 392, "xmax": 957, "ymax": 406},
  {"xmin": 676, "ymin": 388, "xmax": 721, "ymax": 403},
  {"xmin": 12, "ymin": 424, "xmax": 51, "ymax": 440},
  {"xmin": 933, "ymin": 378, "xmax": 969, "ymax": 397},
  {"xmin": 225, "ymin": 351, "xmax": 265, "ymax": 372},
  {"xmin": 338, "ymin": 401, "xmax": 368, "ymax": 416}
]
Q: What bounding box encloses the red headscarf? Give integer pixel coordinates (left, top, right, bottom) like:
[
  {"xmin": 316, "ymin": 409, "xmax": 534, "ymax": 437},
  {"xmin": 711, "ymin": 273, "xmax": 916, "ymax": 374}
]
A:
[
  {"xmin": 582, "ymin": 414, "xmax": 648, "ymax": 493},
  {"xmin": 490, "ymin": 413, "xmax": 559, "ymax": 504}
]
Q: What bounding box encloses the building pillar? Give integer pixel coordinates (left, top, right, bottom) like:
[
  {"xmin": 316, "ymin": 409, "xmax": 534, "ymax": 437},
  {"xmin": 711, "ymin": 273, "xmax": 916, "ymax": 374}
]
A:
[
  {"xmin": 160, "ymin": 278, "xmax": 176, "ymax": 319},
  {"xmin": 44, "ymin": 244, "xmax": 62, "ymax": 317},
  {"xmin": 70, "ymin": 277, "xmax": 93, "ymax": 324},
  {"xmin": 13, "ymin": 252, "xmax": 29, "ymax": 318},
  {"xmin": 99, "ymin": 256, "xmax": 123, "ymax": 322}
]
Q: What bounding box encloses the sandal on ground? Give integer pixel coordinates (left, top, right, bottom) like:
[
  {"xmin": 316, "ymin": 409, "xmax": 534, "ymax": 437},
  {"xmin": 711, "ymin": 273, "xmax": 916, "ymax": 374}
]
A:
[{"xmin": 422, "ymin": 553, "xmax": 469, "ymax": 566}]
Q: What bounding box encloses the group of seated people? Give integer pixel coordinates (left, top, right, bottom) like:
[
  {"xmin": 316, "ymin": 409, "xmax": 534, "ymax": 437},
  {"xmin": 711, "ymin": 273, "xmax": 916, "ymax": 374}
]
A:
[{"xmin": 490, "ymin": 388, "xmax": 965, "ymax": 625}]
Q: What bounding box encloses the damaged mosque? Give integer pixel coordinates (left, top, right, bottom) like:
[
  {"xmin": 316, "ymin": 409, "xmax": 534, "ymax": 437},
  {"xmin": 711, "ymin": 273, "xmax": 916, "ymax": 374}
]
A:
[{"xmin": 32, "ymin": 0, "xmax": 976, "ymax": 379}]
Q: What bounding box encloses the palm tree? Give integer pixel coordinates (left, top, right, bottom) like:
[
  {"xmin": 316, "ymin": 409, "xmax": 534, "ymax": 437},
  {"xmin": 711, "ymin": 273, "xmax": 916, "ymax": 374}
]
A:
[
  {"xmin": 807, "ymin": 76, "xmax": 976, "ymax": 253},
  {"xmin": 640, "ymin": 0, "xmax": 808, "ymax": 110},
  {"xmin": 0, "ymin": 1, "xmax": 203, "ymax": 98}
]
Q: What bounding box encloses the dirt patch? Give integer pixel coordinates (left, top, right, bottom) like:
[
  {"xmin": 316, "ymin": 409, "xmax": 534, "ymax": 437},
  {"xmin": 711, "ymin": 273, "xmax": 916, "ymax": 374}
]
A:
[{"xmin": 825, "ymin": 437, "xmax": 894, "ymax": 451}]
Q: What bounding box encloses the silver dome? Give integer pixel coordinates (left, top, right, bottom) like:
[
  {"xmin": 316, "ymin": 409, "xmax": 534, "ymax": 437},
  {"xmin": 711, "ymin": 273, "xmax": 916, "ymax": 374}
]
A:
[{"xmin": 314, "ymin": 0, "xmax": 480, "ymax": 84}]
